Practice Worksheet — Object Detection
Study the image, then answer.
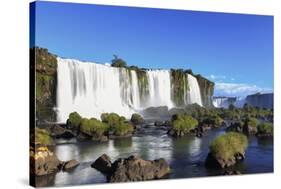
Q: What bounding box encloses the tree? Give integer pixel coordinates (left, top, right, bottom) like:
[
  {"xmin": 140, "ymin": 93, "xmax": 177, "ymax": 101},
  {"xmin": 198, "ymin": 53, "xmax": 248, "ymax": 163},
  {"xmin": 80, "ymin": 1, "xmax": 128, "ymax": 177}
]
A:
[{"xmin": 111, "ymin": 55, "xmax": 127, "ymax": 68}]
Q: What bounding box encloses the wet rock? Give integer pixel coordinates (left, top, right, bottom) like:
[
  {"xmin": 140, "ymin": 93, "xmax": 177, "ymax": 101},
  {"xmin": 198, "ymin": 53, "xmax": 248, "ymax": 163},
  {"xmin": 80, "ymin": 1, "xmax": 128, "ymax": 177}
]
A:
[
  {"xmin": 109, "ymin": 155, "xmax": 170, "ymax": 182},
  {"xmin": 62, "ymin": 159, "xmax": 79, "ymax": 171},
  {"xmin": 91, "ymin": 154, "xmax": 112, "ymax": 174},
  {"xmin": 205, "ymin": 152, "xmax": 245, "ymax": 169},
  {"xmin": 50, "ymin": 125, "xmax": 76, "ymax": 139},
  {"xmin": 91, "ymin": 154, "xmax": 171, "ymax": 182}
]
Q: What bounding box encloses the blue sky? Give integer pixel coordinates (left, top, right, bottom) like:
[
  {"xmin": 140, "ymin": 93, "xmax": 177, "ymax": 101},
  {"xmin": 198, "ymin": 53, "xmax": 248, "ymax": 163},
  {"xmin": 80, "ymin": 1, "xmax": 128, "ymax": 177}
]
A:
[{"xmin": 32, "ymin": 1, "xmax": 273, "ymax": 97}]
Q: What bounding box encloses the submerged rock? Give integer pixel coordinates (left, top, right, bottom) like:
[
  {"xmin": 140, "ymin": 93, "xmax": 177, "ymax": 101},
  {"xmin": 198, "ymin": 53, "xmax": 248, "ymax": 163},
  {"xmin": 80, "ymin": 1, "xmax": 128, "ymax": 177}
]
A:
[
  {"xmin": 62, "ymin": 159, "xmax": 79, "ymax": 171},
  {"xmin": 91, "ymin": 154, "xmax": 170, "ymax": 182}
]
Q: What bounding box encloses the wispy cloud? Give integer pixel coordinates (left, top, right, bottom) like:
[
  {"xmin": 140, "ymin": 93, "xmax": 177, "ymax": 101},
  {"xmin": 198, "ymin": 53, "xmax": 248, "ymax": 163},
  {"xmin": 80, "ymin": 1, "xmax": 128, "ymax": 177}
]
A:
[
  {"xmin": 207, "ymin": 74, "xmax": 227, "ymax": 80},
  {"xmin": 215, "ymin": 82, "xmax": 273, "ymax": 97}
]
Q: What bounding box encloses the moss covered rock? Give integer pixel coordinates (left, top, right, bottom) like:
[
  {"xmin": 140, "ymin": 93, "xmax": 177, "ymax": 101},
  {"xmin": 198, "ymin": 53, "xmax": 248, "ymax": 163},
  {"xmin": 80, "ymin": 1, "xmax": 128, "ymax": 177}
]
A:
[
  {"xmin": 206, "ymin": 132, "xmax": 248, "ymax": 168},
  {"xmin": 130, "ymin": 113, "xmax": 144, "ymax": 125},
  {"xmin": 257, "ymin": 122, "xmax": 273, "ymax": 137},
  {"xmin": 34, "ymin": 128, "xmax": 53, "ymax": 145},
  {"xmin": 168, "ymin": 114, "xmax": 198, "ymax": 137},
  {"xmin": 32, "ymin": 47, "xmax": 57, "ymax": 122}
]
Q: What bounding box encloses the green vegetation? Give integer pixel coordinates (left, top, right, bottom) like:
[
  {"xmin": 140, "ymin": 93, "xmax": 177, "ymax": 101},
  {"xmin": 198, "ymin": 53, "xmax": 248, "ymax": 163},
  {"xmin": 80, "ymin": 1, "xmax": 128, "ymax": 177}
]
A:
[
  {"xmin": 244, "ymin": 117, "xmax": 259, "ymax": 128},
  {"xmin": 257, "ymin": 122, "xmax": 273, "ymax": 135},
  {"xmin": 35, "ymin": 128, "xmax": 53, "ymax": 145},
  {"xmin": 171, "ymin": 114, "xmax": 198, "ymax": 134},
  {"xmin": 33, "ymin": 47, "xmax": 57, "ymax": 122},
  {"xmin": 171, "ymin": 69, "xmax": 189, "ymax": 106},
  {"xmin": 80, "ymin": 118, "xmax": 109, "ymax": 136},
  {"xmin": 210, "ymin": 132, "xmax": 248, "ymax": 161},
  {"xmin": 101, "ymin": 113, "xmax": 133, "ymax": 136},
  {"xmin": 111, "ymin": 55, "xmax": 127, "ymax": 68},
  {"xmin": 67, "ymin": 112, "xmax": 83, "ymax": 129},
  {"xmin": 200, "ymin": 114, "xmax": 223, "ymax": 127},
  {"xmin": 130, "ymin": 113, "xmax": 144, "ymax": 124}
]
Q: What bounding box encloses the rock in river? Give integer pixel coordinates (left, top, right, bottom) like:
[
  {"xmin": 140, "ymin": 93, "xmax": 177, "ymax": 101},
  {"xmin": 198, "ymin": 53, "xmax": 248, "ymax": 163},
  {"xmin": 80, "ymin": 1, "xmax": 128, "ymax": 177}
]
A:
[{"xmin": 92, "ymin": 154, "xmax": 171, "ymax": 182}]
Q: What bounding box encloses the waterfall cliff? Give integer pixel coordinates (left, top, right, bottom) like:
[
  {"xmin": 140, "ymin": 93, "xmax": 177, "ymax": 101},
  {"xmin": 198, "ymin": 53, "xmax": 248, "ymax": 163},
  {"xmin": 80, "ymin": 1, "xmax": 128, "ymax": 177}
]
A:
[{"xmin": 56, "ymin": 58, "xmax": 204, "ymax": 122}]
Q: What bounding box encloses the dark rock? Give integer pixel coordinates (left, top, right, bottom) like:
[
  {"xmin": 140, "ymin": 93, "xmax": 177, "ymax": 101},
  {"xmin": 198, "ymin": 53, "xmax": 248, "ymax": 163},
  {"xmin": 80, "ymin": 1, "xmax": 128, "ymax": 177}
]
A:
[
  {"xmin": 62, "ymin": 159, "xmax": 79, "ymax": 171},
  {"xmin": 205, "ymin": 152, "xmax": 245, "ymax": 169},
  {"xmin": 91, "ymin": 154, "xmax": 112, "ymax": 174},
  {"xmin": 109, "ymin": 155, "xmax": 170, "ymax": 182}
]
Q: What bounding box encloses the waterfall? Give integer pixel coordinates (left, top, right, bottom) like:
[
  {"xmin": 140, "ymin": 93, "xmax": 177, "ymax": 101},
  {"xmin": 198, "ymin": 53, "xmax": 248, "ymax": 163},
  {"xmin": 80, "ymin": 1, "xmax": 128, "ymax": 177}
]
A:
[
  {"xmin": 187, "ymin": 74, "xmax": 203, "ymax": 106},
  {"xmin": 146, "ymin": 70, "xmax": 174, "ymax": 108},
  {"xmin": 56, "ymin": 57, "xmax": 203, "ymax": 122}
]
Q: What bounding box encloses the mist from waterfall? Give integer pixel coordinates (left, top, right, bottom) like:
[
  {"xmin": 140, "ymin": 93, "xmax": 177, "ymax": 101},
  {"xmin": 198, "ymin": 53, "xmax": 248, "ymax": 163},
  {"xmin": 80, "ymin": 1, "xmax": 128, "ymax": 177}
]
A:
[{"xmin": 56, "ymin": 58, "xmax": 203, "ymax": 122}]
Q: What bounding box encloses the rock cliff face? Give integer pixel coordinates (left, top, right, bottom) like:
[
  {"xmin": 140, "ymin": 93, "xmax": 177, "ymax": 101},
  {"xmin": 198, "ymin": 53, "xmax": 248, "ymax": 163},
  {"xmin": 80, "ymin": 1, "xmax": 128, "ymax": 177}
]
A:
[
  {"xmin": 246, "ymin": 93, "xmax": 273, "ymax": 109},
  {"xmin": 32, "ymin": 47, "xmax": 57, "ymax": 122},
  {"xmin": 196, "ymin": 75, "xmax": 214, "ymax": 108}
]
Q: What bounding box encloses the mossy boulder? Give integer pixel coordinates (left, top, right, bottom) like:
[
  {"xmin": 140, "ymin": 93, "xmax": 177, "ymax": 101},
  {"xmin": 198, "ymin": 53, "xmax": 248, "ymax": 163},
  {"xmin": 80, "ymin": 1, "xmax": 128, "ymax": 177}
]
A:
[
  {"xmin": 257, "ymin": 122, "xmax": 273, "ymax": 137},
  {"xmin": 168, "ymin": 114, "xmax": 198, "ymax": 137},
  {"xmin": 206, "ymin": 132, "xmax": 248, "ymax": 168},
  {"xmin": 101, "ymin": 113, "xmax": 134, "ymax": 137},
  {"xmin": 67, "ymin": 112, "xmax": 83, "ymax": 130},
  {"xmin": 243, "ymin": 117, "xmax": 259, "ymax": 135},
  {"xmin": 200, "ymin": 114, "xmax": 224, "ymax": 128},
  {"xmin": 130, "ymin": 113, "xmax": 144, "ymax": 125},
  {"xmin": 80, "ymin": 118, "xmax": 109, "ymax": 140}
]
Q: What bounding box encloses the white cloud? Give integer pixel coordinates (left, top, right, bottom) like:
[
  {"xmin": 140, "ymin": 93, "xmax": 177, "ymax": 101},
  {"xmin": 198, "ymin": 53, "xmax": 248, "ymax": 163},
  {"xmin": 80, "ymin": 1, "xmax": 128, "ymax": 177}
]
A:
[
  {"xmin": 208, "ymin": 74, "xmax": 226, "ymax": 80},
  {"xmin": 215, "ymin": 82, "xmax": 273, "ymax": 97}
]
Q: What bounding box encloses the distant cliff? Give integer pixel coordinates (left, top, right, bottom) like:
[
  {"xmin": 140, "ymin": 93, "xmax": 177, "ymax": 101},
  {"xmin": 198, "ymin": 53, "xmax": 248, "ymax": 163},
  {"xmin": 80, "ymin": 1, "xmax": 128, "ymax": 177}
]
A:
[{"xmin": 246, "ymin": 93, "xmax": 273, "ymax": 109}]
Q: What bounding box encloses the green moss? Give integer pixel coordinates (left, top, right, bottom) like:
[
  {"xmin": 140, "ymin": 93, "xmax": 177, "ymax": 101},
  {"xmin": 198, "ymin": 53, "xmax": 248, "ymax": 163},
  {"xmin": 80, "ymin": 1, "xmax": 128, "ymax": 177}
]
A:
[
  {"xmin": 171, "ymin": 114, "xmax": 198, "ymax": 134},
  {"xmin": 35, "ymin": 128, "xmax": 53, "ymax": 145},
  {"xmin": 171, "ymin": 69, "xmax": 189, "ymax": 106},
  {"xmin": 80, "ymin": 118, "xmax": 109, "ymax": 136},
  {"xmin": 130, "ymin": 113, "xmax": 144, "ymax": 124},
  {"xmin": 210, "ymin": 132, "xmax": 248, "ymax": 161},
  {"xmin": 257, "ymin": 122, "xmax": 273, "ymax": 135},
  {"xmin": 101, "ymin": 113, "xmax": 134, "ymax": 136},
  {"xmin": 244, "ymin": 117, "xmax": 259, "ymax": 128},
  {"xmin": 201, "ymin": 114, "xmax": 223, "ymax": 127},
  {"xmin": 67, "ymin": 112, "xmax": 83, "ymax": 129}
]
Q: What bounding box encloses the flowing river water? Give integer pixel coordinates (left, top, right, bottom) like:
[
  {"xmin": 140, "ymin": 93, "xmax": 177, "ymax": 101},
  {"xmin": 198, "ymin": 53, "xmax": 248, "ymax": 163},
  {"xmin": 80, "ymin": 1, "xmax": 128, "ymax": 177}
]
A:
[{"xmin": 36, "ymin": 122, "xmax": 273, "ymax": 187}]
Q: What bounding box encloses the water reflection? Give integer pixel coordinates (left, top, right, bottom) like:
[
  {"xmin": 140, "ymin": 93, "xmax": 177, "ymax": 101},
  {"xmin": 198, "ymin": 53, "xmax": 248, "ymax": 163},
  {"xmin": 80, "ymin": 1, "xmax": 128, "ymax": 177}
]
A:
[{"xmin": 37, "ymin": 125, "xmax": 273, "ymax": 187}]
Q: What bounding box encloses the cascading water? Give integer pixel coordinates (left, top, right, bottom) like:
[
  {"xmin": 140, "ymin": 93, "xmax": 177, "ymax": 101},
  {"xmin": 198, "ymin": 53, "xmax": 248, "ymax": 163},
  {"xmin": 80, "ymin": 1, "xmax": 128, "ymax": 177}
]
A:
[
  {"xmin": 187, "ymin": 74, "xmax": 203, "ymax": 106},
  {"xmin": 146, "ymin": 70, "xmax": 174, "ymax": 108},
  {"xmin": 56, "ymin": 57, "xmax": 203, "ymax": 122}
]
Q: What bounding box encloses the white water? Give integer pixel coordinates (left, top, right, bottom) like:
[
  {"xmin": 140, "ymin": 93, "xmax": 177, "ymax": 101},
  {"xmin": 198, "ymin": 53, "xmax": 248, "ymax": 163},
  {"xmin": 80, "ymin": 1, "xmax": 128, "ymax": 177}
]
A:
[
  {"xmin": 56, "ymin": 58, "xmax": 203, "ymax": 122},
  {"xmin": 146, "ymin": 70, "xmax": 174, "ymax": 108},
  {"xmin": 187, "ymin": 74, "xmax": 203, "ymax": 106},
  {"xmin": 213, "ymin": 97, "xmax": 229, "ymax": 108}
]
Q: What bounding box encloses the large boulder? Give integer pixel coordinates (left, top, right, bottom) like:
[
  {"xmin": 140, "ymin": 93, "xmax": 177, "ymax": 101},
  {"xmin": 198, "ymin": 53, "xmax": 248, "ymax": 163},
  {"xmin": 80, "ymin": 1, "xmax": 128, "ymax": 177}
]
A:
[
  {"xmin": 50, "ymin": 125, "xmax": 76, "ymax": 139},
  {"xmin": 30, "ymin": 147, "xmax": 61, "ymax": 176},
  {"xmin": 91, "ymin": 154, "xmax": 112, "ymax": 174},
  {"xmin": 109, "ymin": 155, "xmax": 170, "ymax": 182},
  {"xmin": 91, "ymin": 154, "xmax": 171, "ymax": 182},
  {"xmin": 205, "ymin": 132, "xmax": 248, "ymax": 169}
]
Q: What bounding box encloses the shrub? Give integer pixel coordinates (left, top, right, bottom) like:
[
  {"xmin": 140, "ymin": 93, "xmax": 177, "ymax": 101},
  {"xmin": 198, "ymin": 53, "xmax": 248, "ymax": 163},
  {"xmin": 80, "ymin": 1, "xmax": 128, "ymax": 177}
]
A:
[
  {"xmin": 171, "ymin": 114, "xmax": 198, "ymax": 133},
  {"xmin": 80, "ymin": 118, "xmax": 109, "ymax": 136},
  {"xmin": 244, "ymin": 117, "xmax": 259, "ymax": 128},
  {"xmin": 35, "ymin": 128, "xmax": 53, "ymax": 145},
  {"xmin": 111, "ymin": 55, "xmax": 127, "ymax": 68},
  {"xmin": 201, "ymin": 114, "xmax": 223, "ymax": 127},
  {"xmin": 257, "ymin": 122, "xmax": 273, "ymax": 134},
  {"xmin": 130, "ymin": 113, "xmax": 144, "ymax": 124},
  {"xmin": 101, "ymin": 112, "xmax": 133, "ymax": 136},
  {"xmin": 210, "ymin": 132, "xmax": 248, "ymax": 161},
  {"xmin": 67, "ymin": 112, "xmax": 82, "ymax": 129}
]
